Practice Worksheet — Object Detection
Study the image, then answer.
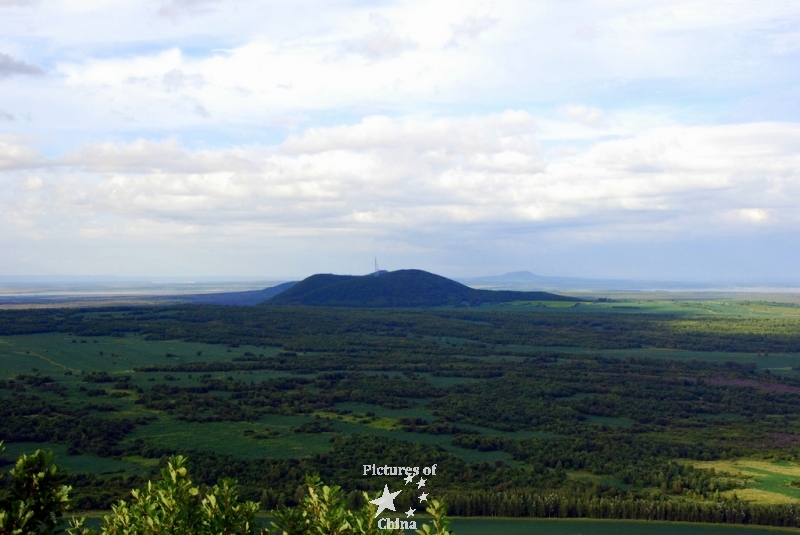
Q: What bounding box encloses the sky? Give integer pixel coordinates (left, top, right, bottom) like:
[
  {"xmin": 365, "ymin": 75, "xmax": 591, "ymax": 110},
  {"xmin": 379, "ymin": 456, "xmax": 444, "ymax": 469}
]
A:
[{"xmin": 1, "ymin": 0, "xmax": 800, "ymax": 282}]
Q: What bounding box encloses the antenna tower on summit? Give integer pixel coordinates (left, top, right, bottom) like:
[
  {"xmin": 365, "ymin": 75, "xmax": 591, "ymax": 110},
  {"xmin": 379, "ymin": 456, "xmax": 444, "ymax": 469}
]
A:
[{"xmin": 374, "ymin": 257, "xmax": 379, "ymax": 276}]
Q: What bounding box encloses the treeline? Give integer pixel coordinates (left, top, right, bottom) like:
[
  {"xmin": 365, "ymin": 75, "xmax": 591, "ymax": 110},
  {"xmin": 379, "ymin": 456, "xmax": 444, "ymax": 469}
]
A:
[
  {"xmin": 130, "ymin": 435, "xmax": 565, "ymax": 510},
  {"xmin": 453, "ymin": 433, "xmax": 744, "ymax": 476},
  {"xmin": 3, "ymin": 305, "xmax": 800, "ymax": 353},
  {"xmin": 441, "ymin": 490, "xmax": 800, "ymax": 528},
  {"xmin": 7, "ymin": 444, "xmax": 800, "ymax": 533},
  {"xmin": 0, "ymin": 394, "xmax": 138, "ymax": 457},
  {"xmin": 124, "ymin": 435, "xmax": 750, "ymax": 511}
]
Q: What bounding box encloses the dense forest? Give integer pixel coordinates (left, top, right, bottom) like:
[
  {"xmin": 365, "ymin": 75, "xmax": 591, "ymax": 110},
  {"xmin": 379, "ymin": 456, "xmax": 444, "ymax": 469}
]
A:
[{"xmin": 2, "ymin": 302, "xmax": 800, "ymax": 527}]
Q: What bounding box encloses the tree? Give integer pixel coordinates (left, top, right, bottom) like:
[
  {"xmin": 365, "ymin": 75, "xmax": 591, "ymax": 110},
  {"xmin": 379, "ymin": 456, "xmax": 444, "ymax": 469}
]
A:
[{"xmin": 0, "ymin": 442, "xmax": 71, "ymax": 535}]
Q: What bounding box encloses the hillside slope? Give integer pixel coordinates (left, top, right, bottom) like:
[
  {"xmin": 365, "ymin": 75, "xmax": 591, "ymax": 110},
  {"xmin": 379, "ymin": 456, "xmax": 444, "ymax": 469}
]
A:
[
  {"xmin": 188, "ymin": 281, "xmax": 297, "ymax": 306},
  {"xmin": 266, "ymin": 269, "xmax": 576, "ymax": 307}
]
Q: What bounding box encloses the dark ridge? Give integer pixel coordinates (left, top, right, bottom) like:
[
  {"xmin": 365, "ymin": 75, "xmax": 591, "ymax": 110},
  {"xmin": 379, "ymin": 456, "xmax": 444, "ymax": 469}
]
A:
[
  {"xmin": 265, "ymin": 269, "xmax": 577, "ymax": 307},
  {"xmin": 187, "ymin": 281, "xmax": 297, "ymax": 306}
]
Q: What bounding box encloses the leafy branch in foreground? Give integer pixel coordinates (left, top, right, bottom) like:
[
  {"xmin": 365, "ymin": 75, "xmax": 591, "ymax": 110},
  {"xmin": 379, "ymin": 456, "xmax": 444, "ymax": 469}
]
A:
[
  {"xmin": 271, "ymin": 475, "xmax": 454, "ymax": 535},
  {"xmin": 271, "ymin": 476, "xmax": 387, "ymax": 535},
  {"xmin": 0, "ymin": 442, "xmax": 71, "ymax": 535},
  {"xmin": 2, "ymin": 445, "xmax": 455, "ymax": 535},
  {"xmin": 416, "ymin": 500, "xmax": 452, "ymax": 535},
  {"xmin": 67, "ymin": 455, "xmax": 263, "ymax": 535}
]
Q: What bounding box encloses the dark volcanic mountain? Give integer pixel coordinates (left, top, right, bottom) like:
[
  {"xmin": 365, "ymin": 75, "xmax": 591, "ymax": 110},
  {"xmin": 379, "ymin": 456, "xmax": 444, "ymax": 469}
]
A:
[{"xmin": 266, "ymin": 269, "xmax": 577, "ymax": 307}]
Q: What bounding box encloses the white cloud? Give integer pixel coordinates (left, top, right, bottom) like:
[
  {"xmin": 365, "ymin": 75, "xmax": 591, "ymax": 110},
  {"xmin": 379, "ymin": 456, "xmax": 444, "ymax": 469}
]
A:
[
  {"xmin": 734, "ymin": 208, "xmax": 770, "ymax": 224},
  {"xmin": 347, "ymin": 31, "xmax": 416, "ymax": 61},
  {"xmin": 447, "ymin": 15, "xmax": 498, "ymax": 47},
  {"xmin": 560, "ymin": 105, "xmax": 606, "ymax": 128},
  {"xmin": 162, "ymin": 68, "xmax": 205, "ymax": 92},
  {"xmin": 2, "ymin": 0, "xmax": 800, "ymax": 276},
  {"xmin": 61, "ymin": 138, "xmax": 256, "ymax": 173},
  {"xmin": 344, "ymin": 16, "xmax": 418, "ymax": 61},
  {"xmin": 3, "ymin": 0, "xmax": 795, "ymax": 135},
  {"xmin": 19, "ymin": 175, "xmax": 42, "ymax": 190},
  {"xmin": 0, "ymin": 0, "xmax": 38, "ymax": 7},
  {"xmin": 0, "ymin": 137, "xmax": 42, "ymax": 170},
  {"xmin": 3, "ymin": 115, "xmax": 799, "ymax": 246},
  {"xmin": 157, "ymin": 0, "xmax": 234, "ymax": 21}
]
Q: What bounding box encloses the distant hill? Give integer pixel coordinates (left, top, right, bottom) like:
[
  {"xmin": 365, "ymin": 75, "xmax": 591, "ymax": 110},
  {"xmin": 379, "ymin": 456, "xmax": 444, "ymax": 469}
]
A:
[
  {"xmin": 187, "ymin": 281, "xmax": 297, "ymax": 306},
  {"xmin": 458, "ymin": 271, "xmax": 710, "ymax": 291},
  {"xmin": 266, "ymin": 269, "xmax": 577, "ymax": 307}
]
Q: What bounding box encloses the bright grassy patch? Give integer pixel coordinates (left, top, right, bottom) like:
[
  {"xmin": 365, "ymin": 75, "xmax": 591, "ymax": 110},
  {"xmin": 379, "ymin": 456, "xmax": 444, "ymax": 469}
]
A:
[
  {"xmin": 475, "ymin": 298, "xmax": 800, "ymax": 320},
  {"xmin": 312, "ymin": 410, "xmax": 400, "ymax": 430},
  {"xmin": 690, "ymin": 460, "xmax": 800, "ymax": 503}
]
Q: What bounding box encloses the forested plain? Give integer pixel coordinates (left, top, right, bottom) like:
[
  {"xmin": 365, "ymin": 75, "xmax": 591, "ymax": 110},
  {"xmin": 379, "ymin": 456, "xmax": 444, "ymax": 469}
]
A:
[{"xmin": 3, "ymin": 300, "xmax": 800, "ymax": 529}]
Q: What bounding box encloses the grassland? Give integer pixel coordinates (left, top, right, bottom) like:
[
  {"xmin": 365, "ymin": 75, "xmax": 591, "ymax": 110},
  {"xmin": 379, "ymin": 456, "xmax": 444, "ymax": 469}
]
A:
[
  {"xmin": 689, "ymin": 460, "xmax": 800, "ymax": 503},
  {"xmin": 126, "ymin": 414, "xmax": 335, "ymax": 459}
]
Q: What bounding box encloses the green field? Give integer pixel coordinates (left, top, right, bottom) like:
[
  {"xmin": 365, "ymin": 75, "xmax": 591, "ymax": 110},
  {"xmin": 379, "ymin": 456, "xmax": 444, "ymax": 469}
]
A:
[
  {"xmin": 448, "ymin": 518, "xmax": 800, "ymax": 534},
  {"xmin": 125, "ymin": 414, "xmax": 336, "ymax": 459},
  {"xmin": 0, "ymin": 333, "xmax": 276, "ymax": 377}
]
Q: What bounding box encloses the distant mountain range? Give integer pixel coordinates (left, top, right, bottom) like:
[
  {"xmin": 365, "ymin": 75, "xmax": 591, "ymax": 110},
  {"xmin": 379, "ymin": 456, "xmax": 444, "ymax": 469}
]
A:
[
  {"xmin": 187, "ymin": 269, "xmax": 709, "ymax": 307},
  {"xmin": 265, "ymin": 269, "xmax": 575, "ymax": 307},
  {"xmin": 5, "ymin": 270, "xmax": 794, "ymax": 308},
  {"xmin": 1, "ymin": 271, "xmax": 576, "ymax": 307},
  {"xmin": 457, "ymin": 271, "xmax": 712, "ymax": 291}
]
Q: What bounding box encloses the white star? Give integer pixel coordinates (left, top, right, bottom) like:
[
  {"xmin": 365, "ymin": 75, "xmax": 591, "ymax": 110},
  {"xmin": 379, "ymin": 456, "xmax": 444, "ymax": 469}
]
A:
[
  {"xmin": 419, "ymin": 492, "xmax": 428, "ymax": 502},
  {"xmin": 404, "ymin": 474, "xmax": 414, "ymax": 485},
  {"xmin": 405, "ymin": 507, "xmax": 416, "ymax": 518},
  {"xmin": 369, "ymin": 485, "xmax": 402, "ymax": 518},
  {"xmin": 417, "ymin": 478, "xmax": 426, "ymax": 489}
]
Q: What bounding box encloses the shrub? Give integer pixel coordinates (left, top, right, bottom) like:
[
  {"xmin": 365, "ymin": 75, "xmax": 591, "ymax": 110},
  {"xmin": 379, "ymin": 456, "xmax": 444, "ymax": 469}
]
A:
[
  {"xmin": 270, "ymin": 475, "xmax": 453, "ymax": 535},
  {"xmin": 3, "ymin": 447, "xmax": 454, "ymax": 535},
  {"xmin": 0, "ymin": 442, "xmax": 71, "ymax": 535},
  {"xmin": 68, "ymin": 456, "xmax": 263, "ymax": 535}
]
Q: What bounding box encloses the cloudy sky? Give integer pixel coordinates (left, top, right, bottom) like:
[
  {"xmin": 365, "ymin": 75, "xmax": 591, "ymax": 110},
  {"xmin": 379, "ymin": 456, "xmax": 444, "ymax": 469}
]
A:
[{"xmin": 2, "ymin": 0, "xmax": 800, "ymax": 282}]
